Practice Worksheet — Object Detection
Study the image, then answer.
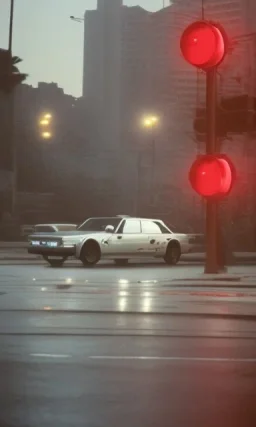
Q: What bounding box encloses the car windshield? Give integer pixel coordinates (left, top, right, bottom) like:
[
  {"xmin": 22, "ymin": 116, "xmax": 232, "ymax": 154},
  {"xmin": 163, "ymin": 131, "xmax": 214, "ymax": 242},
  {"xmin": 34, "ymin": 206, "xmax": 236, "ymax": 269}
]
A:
[
  {"xmin": 35, "ymin": 226, "xmax": 55, "ymax": 232},
  {"xmin": 77, "ymin": 217, "xmax": 121, "ymax": 232},
  {"xmin": 56, "ymin": 225, "xmax": 77, "ymax": 231}
]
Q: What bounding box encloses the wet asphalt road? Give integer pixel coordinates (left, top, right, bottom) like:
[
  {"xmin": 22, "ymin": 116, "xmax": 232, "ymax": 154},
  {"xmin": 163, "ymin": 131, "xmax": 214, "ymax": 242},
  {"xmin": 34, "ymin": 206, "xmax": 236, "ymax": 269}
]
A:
[
  {"xmin": 0, "ymin": 263, "xmax": 256, "ymax": 426},
  {"xmin": 1, "ymin": 332, "xmax": 256, "ymax": 427}
]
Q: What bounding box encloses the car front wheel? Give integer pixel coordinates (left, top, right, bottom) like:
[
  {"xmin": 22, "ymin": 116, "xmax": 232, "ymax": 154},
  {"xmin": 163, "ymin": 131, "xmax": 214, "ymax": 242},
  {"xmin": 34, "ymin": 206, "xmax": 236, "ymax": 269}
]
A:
[
  {"xmin": 80, "ymin": 240, "xmax": 101, "ymax": 267},
  {"xmin": 164, "ymin": 242, "xmax": 181, "ymax": 265}
]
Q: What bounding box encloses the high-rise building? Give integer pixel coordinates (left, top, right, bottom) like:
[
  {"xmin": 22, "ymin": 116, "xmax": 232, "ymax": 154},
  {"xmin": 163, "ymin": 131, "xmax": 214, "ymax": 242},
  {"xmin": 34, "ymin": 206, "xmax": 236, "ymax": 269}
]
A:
[
  {"xmin": 83, "ymin": 2, "xmax": 153, "ymax": 213},
  {"xmin": 83, "ymin": 0, "xmax": 122, "ymax": 150}
]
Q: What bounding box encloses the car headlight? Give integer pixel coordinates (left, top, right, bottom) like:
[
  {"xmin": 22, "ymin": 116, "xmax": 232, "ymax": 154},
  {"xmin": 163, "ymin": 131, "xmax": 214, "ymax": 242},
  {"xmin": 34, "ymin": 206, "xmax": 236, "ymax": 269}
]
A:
[{"xmin": 62, "ymin": 239, "xmax": 79, "ymax": 246}]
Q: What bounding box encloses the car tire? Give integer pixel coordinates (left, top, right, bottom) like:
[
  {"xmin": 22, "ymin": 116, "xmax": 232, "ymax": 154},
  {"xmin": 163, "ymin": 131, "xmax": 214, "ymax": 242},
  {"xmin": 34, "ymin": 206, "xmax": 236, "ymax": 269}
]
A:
[
  {"xmin": 114, "ymin": 259, "xmax": 129, "ymax": 266},
  {"xmin": 80, "ymin": 240, "xmax": 101, "ymax": 267},
  {"xmin": 164, "ymin": 241, "xmax": 181, "ymax": 265},
  {"xmin": 43, "ymin": 255, "xmax": 67, "ymax": 268}
]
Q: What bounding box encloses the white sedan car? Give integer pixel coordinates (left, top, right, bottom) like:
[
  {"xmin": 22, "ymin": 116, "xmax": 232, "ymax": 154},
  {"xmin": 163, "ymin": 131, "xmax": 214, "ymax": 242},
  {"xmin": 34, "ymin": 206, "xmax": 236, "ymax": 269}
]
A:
[{"xmin": 28, "ymin": 216, "xmax": 190, "ymax": 267}]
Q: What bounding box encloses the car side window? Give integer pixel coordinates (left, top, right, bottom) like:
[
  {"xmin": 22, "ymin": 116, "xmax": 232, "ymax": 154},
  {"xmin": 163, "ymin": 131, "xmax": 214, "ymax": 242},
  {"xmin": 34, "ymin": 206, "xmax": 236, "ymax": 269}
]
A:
[
  {"xmin": 155, "ymin": 221, "xmax": 172, "ymax": 234},
  {"xmin": 122, "ymin": 220, "xmax": 141, "ymax": 234},
  {"xmin": 142, "ymin": 221, "xmax": 162, "ymax": 234}
]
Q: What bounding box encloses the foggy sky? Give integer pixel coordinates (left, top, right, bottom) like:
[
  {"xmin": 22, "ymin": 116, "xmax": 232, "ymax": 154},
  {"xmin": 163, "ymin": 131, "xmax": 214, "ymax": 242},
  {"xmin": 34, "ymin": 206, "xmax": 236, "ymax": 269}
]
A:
[{"xmin": 0, "ymin": 0, "xmax": 165, "ymax": 96}]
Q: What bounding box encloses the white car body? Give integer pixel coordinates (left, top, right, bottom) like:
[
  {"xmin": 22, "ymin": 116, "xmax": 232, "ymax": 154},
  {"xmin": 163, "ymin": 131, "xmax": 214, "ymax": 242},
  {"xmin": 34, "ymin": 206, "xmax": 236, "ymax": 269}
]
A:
[{"xmin": 28, "ymin": 216, "xmax": 191, "ymax": 266}]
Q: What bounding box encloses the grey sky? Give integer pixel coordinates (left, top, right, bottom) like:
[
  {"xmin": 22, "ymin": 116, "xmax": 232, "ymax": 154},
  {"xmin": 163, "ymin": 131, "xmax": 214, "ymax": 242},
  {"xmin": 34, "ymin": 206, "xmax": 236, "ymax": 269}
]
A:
[{"xmin": 0, "ymin": 1, "xmax": 166, "ymax": 96}]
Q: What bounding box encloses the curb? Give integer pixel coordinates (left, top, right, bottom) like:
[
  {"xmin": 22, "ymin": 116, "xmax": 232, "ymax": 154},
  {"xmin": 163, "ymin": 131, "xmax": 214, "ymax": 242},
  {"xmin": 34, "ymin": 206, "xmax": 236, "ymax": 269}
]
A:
[
  {"xmin": 163, "ymin": 283, "xmax": 256, "ymax": 288},
  {"xmin": 173, "ymin": 276, "xmax": 241, "ymax": 282},
  {"xmin": 0, "ymin": 308, "xmax": 255, "ymax": 319}
]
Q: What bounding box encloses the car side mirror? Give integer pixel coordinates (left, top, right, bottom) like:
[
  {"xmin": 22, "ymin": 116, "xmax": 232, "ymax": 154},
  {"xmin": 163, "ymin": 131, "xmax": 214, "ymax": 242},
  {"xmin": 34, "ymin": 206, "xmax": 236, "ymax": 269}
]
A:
[{"xmin": 105, "ymin": 225, "xmax": 114, "ymax": 233}]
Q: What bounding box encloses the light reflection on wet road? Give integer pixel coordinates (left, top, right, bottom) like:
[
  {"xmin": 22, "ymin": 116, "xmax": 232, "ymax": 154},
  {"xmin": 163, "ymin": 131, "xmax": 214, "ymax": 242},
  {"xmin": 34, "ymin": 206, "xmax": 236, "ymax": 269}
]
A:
[{"xmin": 0, "ymin": 264, "xmax": 256, "ymax": 316}]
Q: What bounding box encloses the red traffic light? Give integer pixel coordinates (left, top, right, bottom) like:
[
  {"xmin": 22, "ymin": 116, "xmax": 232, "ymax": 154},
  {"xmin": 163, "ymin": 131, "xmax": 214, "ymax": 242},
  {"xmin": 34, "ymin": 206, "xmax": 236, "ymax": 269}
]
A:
[
  {"xmin": 180, "ymin": 21, "xmax": 227, "ymax": 70},
  {"xmin": 189, "ymin": 155, "xmax": 235, "ymax": 197}
]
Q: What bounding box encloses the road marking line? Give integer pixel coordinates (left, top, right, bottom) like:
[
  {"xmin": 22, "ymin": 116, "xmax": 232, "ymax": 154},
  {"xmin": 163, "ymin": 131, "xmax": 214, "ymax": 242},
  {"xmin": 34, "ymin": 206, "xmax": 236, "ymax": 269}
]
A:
[
  {"xmin": 30, "ymin": 353, "xmax": 71, "ymax": 358},
  {"xmin": 89, "ymin": 356, "xmax": 256, "ymax": 363}
]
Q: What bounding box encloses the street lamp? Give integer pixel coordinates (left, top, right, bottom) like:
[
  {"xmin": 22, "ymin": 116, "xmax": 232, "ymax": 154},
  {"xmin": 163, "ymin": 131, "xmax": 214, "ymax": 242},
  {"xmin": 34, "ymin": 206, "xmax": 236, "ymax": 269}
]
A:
[
  {"xmin": 142, "ymin": 115, "xmax": 159, "ymax": 128},
  {"xmin": 39, "ymin": 113, "xmax": 52, "ymax": 139},
  {"xmin": 8, "ymin": 0, "xmax": 16, "ymax": 215},
  {"xmin": 141, "ymin": 115, "xmax": 160, "ymax": 207},
  {"xmin": 151, "ymin": 116, "xmax": 159, "ymax": 124},
  {"xmin": 70, "ymin": 15, "xmax": 84, "ymax": 23},
  {"xmin": 39, "ymin": 119, "xmax": 49, "ymax": 126},
  {"xmin": 41, "ymin": 131, "xmax": 52, "ymax": 140}
]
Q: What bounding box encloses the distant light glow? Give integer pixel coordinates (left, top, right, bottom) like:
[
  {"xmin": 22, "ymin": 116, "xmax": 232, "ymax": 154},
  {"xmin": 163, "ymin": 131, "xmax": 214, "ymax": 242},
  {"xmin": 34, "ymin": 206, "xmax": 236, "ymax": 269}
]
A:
[
  {"xmin": 41, "ymin": 131, "xmax": 52, "ymax": 139},
  {"xmin": 142, "ymin": 115, "xmax": 159, "ymax": 128},
  {"xmin": 39, "ymin": 119, "xmax": 49, "ymax": 126}
]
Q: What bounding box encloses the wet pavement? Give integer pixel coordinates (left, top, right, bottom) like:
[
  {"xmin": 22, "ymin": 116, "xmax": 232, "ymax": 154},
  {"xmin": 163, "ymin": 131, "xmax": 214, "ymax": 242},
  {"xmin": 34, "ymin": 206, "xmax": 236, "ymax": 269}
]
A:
[
  {"xmin": 0, "ymin": 263, "xmax": 256, "ymax": 426},
  {"xmin": 0, "ymin": 263, "xmax": 256, "ymax": 316},
  {"xmin": 1, "ymin": 333, "xmax": 256, "ymax": 427}
]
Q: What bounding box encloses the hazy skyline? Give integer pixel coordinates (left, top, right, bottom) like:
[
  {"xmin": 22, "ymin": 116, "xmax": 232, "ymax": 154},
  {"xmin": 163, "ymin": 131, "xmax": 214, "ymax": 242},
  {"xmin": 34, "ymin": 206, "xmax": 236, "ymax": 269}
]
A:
[{"xmin": 0, "ymin": 0, "xmax": 165, "ymax": 96}]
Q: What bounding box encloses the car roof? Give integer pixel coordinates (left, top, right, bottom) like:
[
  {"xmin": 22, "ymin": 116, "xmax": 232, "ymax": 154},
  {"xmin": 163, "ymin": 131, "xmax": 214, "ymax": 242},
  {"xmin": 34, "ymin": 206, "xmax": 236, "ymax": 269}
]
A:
[
  {"xmin": 90, "ymin": 217, "xmax": 162, "ymax": 221},
  {"xmin": 119, "ymin": 217, "xmax": 161, "ymax": 222},
  {"xmin": 84, "ymin": 217, "xmax": 161, "ymax": 221}
]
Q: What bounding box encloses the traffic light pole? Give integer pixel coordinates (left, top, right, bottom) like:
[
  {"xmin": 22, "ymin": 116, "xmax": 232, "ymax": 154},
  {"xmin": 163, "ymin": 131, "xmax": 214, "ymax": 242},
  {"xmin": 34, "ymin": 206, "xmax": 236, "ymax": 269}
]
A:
[
  {"xmin": 9, "ymin": 0, "xmax": 17, "ymax": 216},
  {"xmin": 205, "ymin": 67, "xmax": 219, "ymax": 273}
]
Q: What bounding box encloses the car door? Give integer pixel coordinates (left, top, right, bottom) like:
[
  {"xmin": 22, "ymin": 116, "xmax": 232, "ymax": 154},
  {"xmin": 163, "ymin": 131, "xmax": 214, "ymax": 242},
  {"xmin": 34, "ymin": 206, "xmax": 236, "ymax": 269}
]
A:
[
  {"xmin": 141, "ymin": 220, "xmax": 167, "ymax": 256},
  {"xmin": 108, "ymin": 219, "xmax": 147, "ymax": 257}
]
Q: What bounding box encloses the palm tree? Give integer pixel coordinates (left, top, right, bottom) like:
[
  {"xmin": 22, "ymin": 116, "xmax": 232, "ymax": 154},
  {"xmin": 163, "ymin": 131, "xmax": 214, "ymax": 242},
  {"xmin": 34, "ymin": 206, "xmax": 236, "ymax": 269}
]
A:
[
  {"xmin": 0, "ymin": 50, "xmax": 28, "ymax": 92},
  {"xmin": 11, "ymin": 55, "xmax": 28, "ymax": 87}
]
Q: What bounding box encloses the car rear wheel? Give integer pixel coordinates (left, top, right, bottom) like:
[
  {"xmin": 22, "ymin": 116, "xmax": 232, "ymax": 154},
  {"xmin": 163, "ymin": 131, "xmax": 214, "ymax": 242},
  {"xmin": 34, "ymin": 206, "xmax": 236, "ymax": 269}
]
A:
[
  {"xmin": 43, "ymin": 255, "xmax": 67, "ymax": 267},
  {"xmin": 164, "ymin": 242, "xmax": 181, "ymax": 265},
  {"xmin": 80, "ymin": 240, "xmax": 101, "ymax": 267},
  {"xmin": 114, "ymin": 259, "xmax": 129, "ymax": 266}
]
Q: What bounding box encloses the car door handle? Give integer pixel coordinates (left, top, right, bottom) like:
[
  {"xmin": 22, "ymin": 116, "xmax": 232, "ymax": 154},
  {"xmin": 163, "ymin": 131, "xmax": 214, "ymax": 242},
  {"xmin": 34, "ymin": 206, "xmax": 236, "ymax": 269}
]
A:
[
  {"xmin": 117, "ymin": 236, "xmax": 122, "ymax": 240},
  {"xmin": 150, "ymin": 239, "xmax": 155, "ymax": 244}
]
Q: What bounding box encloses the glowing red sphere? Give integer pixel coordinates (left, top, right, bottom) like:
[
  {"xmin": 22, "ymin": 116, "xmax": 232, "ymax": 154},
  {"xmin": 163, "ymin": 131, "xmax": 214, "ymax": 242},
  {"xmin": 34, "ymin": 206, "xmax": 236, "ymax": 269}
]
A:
[
  {"xmin": 189, "ymin": 155, "xmax": 235, "ymax": 197},
  {"xmin": 180, "ymin": 21, "xmax": 227, "ymax": 69}
]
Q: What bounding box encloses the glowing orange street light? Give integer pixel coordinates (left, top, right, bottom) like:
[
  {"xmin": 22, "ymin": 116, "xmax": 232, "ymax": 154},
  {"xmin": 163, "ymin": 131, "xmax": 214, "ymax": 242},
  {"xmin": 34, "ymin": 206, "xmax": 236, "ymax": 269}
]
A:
[
  {"xmin": 39, "ymin": 119, "xmax": 49, "ymax": 126},
  {"xmin": 41, "ymin": 131, "xmax": 52, "ymax": 139},
  {"xmin": 142, "ymin": 115, "xmax": 159, "ymax": 128},
  {"xmin": 44, "ymin": 113, "xmax": 52, "ymax": 120}
]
